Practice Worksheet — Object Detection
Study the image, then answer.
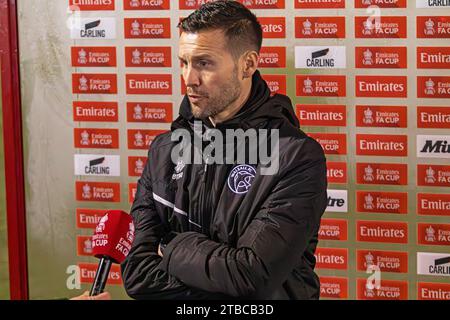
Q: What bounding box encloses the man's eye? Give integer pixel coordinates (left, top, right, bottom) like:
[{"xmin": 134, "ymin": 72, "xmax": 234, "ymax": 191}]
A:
[{"xmin": 198, "ymin": 60, "xmax": 210, "ymax": 67}]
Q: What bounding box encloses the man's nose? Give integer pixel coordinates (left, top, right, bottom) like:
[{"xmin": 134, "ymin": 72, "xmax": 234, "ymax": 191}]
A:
[{"xmin": 183, "ymin": 66, "xmax": 200, "ymax": 87}]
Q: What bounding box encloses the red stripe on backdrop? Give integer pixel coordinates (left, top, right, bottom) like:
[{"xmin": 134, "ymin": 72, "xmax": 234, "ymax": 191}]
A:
[{"xmin": 0, "ymin": 0, "xmax": 29, "ymax": 300}]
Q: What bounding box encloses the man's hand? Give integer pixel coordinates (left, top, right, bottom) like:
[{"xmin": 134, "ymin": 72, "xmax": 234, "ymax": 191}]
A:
[{"xmin": 70, "ymin": 291, "xmax": 111, "ymax": 300}]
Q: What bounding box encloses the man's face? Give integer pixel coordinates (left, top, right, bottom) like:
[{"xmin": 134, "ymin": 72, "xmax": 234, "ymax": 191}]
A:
[{"xmin": 178, "ymin": 29, "xmax": 243, "ymax": 119}]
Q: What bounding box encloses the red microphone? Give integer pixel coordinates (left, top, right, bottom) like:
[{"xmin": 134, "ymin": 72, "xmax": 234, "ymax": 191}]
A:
[{"xmin": 90, "ymin": 210, "xmax": 134, "ymax": 296}]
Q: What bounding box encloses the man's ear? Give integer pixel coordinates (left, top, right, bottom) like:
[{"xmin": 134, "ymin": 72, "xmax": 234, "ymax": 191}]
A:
[{"xmin": 242, "ymin": 50, "xmax": 259, "ymax": 79}]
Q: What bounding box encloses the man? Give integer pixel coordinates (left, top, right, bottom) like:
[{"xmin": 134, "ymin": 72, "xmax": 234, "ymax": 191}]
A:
[{"xmin": 121, "ymin": 0, "xmax": 327, "ymax": 300}]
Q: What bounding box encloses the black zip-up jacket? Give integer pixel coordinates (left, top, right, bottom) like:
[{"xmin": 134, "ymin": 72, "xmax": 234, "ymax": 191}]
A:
[{"xmin": 121, "ymin": 71, "xmax": 328, "ymax": 300}]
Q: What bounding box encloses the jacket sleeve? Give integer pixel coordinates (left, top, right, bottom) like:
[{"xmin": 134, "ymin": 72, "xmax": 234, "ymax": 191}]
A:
[{"xmin": 158, "ymin": 138, "xmax": 327, "ymax": 298}]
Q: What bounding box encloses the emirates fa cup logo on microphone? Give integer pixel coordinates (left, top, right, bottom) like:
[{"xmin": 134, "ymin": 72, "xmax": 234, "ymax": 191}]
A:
[
  {"xmin": 96, "ymin": 213, "xmax": 108, "ymax": 233},
  {"xmin": 127, "ymin": 222, "xmax": 135, "ymax": 243}
]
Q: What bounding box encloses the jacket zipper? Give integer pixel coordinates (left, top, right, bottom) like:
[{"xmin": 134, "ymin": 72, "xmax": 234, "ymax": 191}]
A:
[{"xmin": 200, "ymin": 156, "xmax": 214, "ymax": 236}]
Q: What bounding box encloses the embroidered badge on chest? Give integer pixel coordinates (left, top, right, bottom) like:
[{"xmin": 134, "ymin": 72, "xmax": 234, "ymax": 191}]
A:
[
  {"xmin": 172, "ymin": 159, "xmax": 185, "ymax": 180},
  {"xmin": 227, "ymin": 165, "xmax": 256, "ymax": 195}
]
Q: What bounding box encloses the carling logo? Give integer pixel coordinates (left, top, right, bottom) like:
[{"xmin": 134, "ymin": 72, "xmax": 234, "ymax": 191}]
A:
[
  {"xmin": 69, "ymin": 0, "xmax": 115, "ymax": 10},
  {"xmin": 355, "ymin": 16, "xmax": 407, "ymax": 38},
  {"xmin": 125, "ymin": 47, "xmax": 172, "ymax": 67},
  {"xmin": 326, "ymin": 162, "xmax": 347, "ymax": 184},
  {"xmin": 416, "ymin": 0, "xmax": 450, "ymax": 8},
  {"xmin": 77, "ymin": 236, "xmax": 94, "ymax": 256},
  {"xmin": 128, "ymin": 156, "xmax": 147, "ymax": 177},
  {"xmin": 315, "ymin": 247, "xmax": 348, "ymax": 270},
  {"xmin": 295, "ymin": 0, "xmax": 345, "ymax": 8},
  {"xmin": 129, "ymin": 183, "xmax": 137, "ymax": 203},
  {"xmin": 355, "ymin": 47, "xmax": 407, "ymax": 69},
  {"xmin": 319, "ymin": 277, "xmax": 348, "ymax": 299},
  {"xmin": 417, "ymin": 16, "xmax": 450, "ymax": 38},
  {"xmin": 325, "ymin": 189, "xmax": 348, "ymax": 213},
  {"xmin": 78, "ymin": 263, "xmax": 122, "ymax": 285},
  {"xmin": 356, "ymin": 76, "xmax": 407, "ymax": 98},
  {"xmin": 417, "ymin": 135, "xmax": 450, "ymax": 158},
  {"xmin": 238, "ymin": 0, "xmax": 285, "ymax": 9},
  {"xmin": 70, "ymin": 18, "xmax": 116, "ymax": 39},
  {"xmin": 74, "ymin": 128, "xmax": 119, "ymax": 149},
  {"xmin": 124, "ymin": 18, "xmax": 170, "ymax": 39},
  {"xmin": 73, "ymin": 101, "xmax": 118, "ymax": 122},
  {"xmin": 357, "ymin": 220, "xmax": 408, "ymax": 243},
  {"xmin": 296, "ymin": 75, "xmax": 346, "ymax": 97},
  {"xmin": 417, "ymin": 252, "xmax": 450, "ymax": 277},
  {"xmin": 417, "ymin": 193, "xmax": 450, "ymax": 216},
  {"xmin": 295, "ymin": 46, "xmax": 346, "ymax": 69},
  {"xmin": 356, "ymin": 134, "xmax": 407, "ymax": 157},
  {"xmin": 418, "ymin": 282, "xmax": 450, "ymax": 300},
  {"xmin": 308, "ymin": 133, "xmax": 347, "ymax": 155},
  {"xmin": 127, "ymin": 129, "xmax": 167, "ymax": 150},
  {"xmin": 295, "ymin": 17, "xmax": 346, "ymax": 38},
  {"xmin": 356, "ymin": 105, "xmax": 407, "ymax": 128},
  {"xmin": 71, "ymin": 47, "xmax": 116, "ymax": 67},
  {"xmin": 356, "ymin": 191, "xmax": 408, "ymax": 214},
  {"xmin": 126, "ymin": 74, "xmax": 172, "ymax": 94},
  {"xmin": 417, "ymin": 164, "xmax": 450, "ymax": 187},
  {"xmin": 417, "ymin": 106, "xmax": 450, "ymax": 128},
  {"xmin": 357, "ymin": 250, "xmax": 408, "ymax": 273},
  {"xmin": 74, "ymin": 154, "xmax": 120, "ymax": 177},
  {"xmin": 417, "ymin": 76, "xmax": 450, "ymax": 98},
  {"xmin": 259, "ymin": 47, "xmax": 286, "ymax": 68},
  {"xmin": 417, "ymin": 47, "xmax": 450, "ymax": 69},
  {"xmin": 261, "ymin": 74, "xmax": 286, "ymax": 95},
  {"xmin": 75, "ymin": 181, "xmax": 120, "ymax": 202},
  {"xmin": 356, "ymin": 163, "xmax": 408, "ymax": 186},
  {"xmin": 127, "ymin": 102, "xmax": 172, "ymax": 123},
  {"xmin": 258, "ymin": 17, "xmax": 286, "ymax": 38},
  {"xmin": 296, "ymin": 105, "xmax": 346, "ymax": 127},
  {"xmin": 76, "ymin": 208, "xmax": 109, "ymax": 229},
  {"xmin": 318, "ymin": 219, "xmax": 348, "ymax": 241},
  {"xmin": 357, "ymin": 279, "xmax": 408, "ymax": 300},
  {"xmin": 72, "ymin": 73, "xmax": 117, "ymax": 94},
  {"xmin": 355, "ymin": 0, "xmax": 406, "ymax": 8},
  {"xmin": 124, "ymin": 0, "xmax": 170, "ymax": 10},
  {"xmin": 418, "ymin": 223, "xmax": 450, "ymax": 246}
]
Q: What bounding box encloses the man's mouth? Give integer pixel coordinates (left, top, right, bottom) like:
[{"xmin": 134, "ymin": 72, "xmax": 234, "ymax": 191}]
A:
[{"xmin": 188, "ymin": 94, "xmax": 206, "ymax": 103}]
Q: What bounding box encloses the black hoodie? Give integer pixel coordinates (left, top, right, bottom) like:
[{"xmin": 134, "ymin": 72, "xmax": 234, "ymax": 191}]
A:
[{"xmin": 121, "ymin": 71, "xmax": 328, "ymax": 300}]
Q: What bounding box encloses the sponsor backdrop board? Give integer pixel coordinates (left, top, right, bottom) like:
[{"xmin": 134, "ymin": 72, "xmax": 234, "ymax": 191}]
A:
[{"xmin": 15, "ymin": 0, "xmax": 450, "ymax": 300}]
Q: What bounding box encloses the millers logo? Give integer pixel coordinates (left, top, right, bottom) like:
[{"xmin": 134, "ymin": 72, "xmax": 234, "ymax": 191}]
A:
[
  {"xmin": 127, "ymin": 129, "xmax": 167, "ymax": 150},
  {"xmin": 326, "ymin": 162, "xmax": 347, "ymax": 184},
  {"xmin": 417, "ymin": 106, "xmax": 450, "ymax": 128},
  {"xmin": 296, "ymin": 105, "xmax": 346, "ymax": 127},
  {"xmin": 71, "ymin": 47, "xmax": 116, "ymax": 67},
  {"xmin": 357, "ymin": 250, "xmax": 408, "ymax": 273},
  {"xmin": 76, "ymin": 208, "xmax": 109, "ymax": 229},
  {"xmin": 357, "ymin": 279, "xmax": 408, "ymax": 300},
  {"xmin": 326, "ymin": 189, "xmax": 348, "ymax": 213},
  {"xmin": 417, "ymin": 164, "xmax": 450, "ymax": 187},
  {"xmin": 126, "ymin": 74, "xmax": 172, "ymax": 94},
  {"xmin": 355, "ymin": 47, "xmax": 407, "ymax": 69},
  {"xmin": 417, "ymin": 47, "xmax": 450, "ymax": 69},
  {"xmin": 78, "ymin": 263, "xmax": 122, "ymax": 285},
  {"xmin": 418, "ymin": 193, "xmax": 450, "ymax": 216},
  {"xmin": 357, "ymin": 220, "xmax": 408, "ymax": 243},
  {"xmin": 418, "ymin": 223, "xmax": 450, "ymax": 246},
  {"xmin": 417, "ymin": 0, "xmax": 450, "ymax": 8},
  {"xmin": 74, "ymin": 128, "xmax": 119, "ymax": 149},
  {"xmin": 77, "ymin": 236, "xmax": 94, "ymax": 256},
  {"xmin": 69, "ymin": 0, "xmax": 115, "ymax": 10},
  {"xmin": 124, "ymin": 18, "xmax": 170, "ymax": 39},
  {"xmin": 315, "ymin": 247, "xmax": 348, "ymax": 270},
  {"xmin": 74, "ymin": 154, "xmax": 120, "ymax": 177},
  {"xmin": 417, "ymin": 135, "xmax": 450, "ymax": 158},
  {"xmin": 128, "ymin": 156, "xmax": 147, "ymax": 177},
  {"xmin": 418, "ymin": 282, "xmax": 450, "ymax": 300},
  {"xmin": 75, "ymin": 181, "xmax": 120, "ymax": 202},
  {"xmin": 129, "ymin": 183, "xmax": 137, "ymax": 203},
  {"xmin": 295, "ymin": 17, "xmax": 345, "ymax": 38},
  {"xmin": 418, "ymin": 76, "xmax": 450, "ymax": 98},
  {"xmin": 124, "ymin": 0, "xmax": 170, "ymax": 10},
  {"xmin": 355, "ymin": 16, "xmax": 407, "ymax": 38},
  {"xmin": 238, "ymin": 0, "xmax": 285, "ymax": 9},
  {"xmin": 356, "ymin": 76, "xmax": 407, "ymax": 98},
  {"xmin": 258, "ymin": 17, "xmax": 286, "ymax": 38},
  {"xmin": 258, "ymin": 47, "xmax": 286, "ymax": 68},
  {"xmin": 417, "ymin": 16, "xmax": 450, "ymax": 38},
  {"xmin": 295, "ymin": 0, "xmax": 344, "ymax": 8},
  {"xmin": 70, "ymin": 18, "xmax": 116, "ymax": 39},
  {"xmin": 73, "ymin": 101, "xmax": 118, "ymax": 122},
  {"xmin": 417, "ymin": 252, "xmax": 450, "ymax": 277},
  {"xmin": 309, "ymin": 133, "xmax": 347, "ymax": 155},
  {"xmin": 357, "ymin": 163, "xmax": 408, "ymax": 186},
  {"xmin": 261, "ymin": 74, "xmax": 286, "ymax": 95},
  {"xmin": 356, "ymin": 134, "xmax": 407, "ymax": 157},
  {"xmin": 356, "ymin": 105, "xmax": 407, "ymax": 128},
  {"xmin": 319, "ymin": 277, "xmax": 348, "ymax": 299},
  {"xmin": 127, "ymin": 102, "xmax": 172, "ymax": 123},
  {"xmin": 72, "ymin": 74, "xmax": 117, "ymax": 94},
  {"xmin": 125, "ymin": 47, "xmax": 171, "ymax": 67},
  {"xmin": 318, "ymin": 219, "xmax": 347, "ymax": 241},
  {"xmin": 356, "ymin": 191, "xmax": 407, "ymax": 214},
  {"xmin": 296, "ymin": 75, "xmax": 346, "ymax": 97},
  {"xmin": 355, "ymin": 0, "xmax": 406, "ymax": 8},
  {"xmin": 295, "ymin": 46, "xmax": 346, "ymax": 69},
  {"xmin": 178, "ymin": 0, "xmax": 215, "ymax": 9}
]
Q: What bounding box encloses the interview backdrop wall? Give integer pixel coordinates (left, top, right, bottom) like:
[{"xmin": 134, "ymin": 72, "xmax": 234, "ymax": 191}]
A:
[{"xmin": 14, "ymin": 0, "xmax": 450, "ymax": 299}]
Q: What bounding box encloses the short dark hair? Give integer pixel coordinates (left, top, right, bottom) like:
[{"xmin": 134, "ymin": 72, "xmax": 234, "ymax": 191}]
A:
[{"xmin": 178, "ymin": 0, "xmax": 263, "ymax": 58}]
